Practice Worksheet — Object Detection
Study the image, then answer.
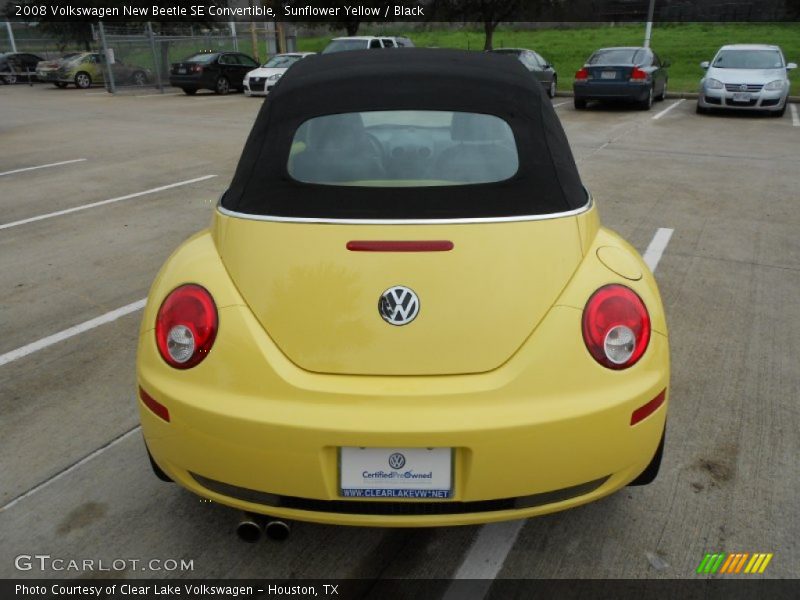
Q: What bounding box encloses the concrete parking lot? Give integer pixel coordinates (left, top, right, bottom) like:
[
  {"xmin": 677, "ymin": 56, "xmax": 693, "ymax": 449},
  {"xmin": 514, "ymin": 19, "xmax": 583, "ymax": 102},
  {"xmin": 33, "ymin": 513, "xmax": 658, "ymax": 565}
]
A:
[{"xmin": 1, "ymin": 84, "xmax": 798, "ymax": 583}]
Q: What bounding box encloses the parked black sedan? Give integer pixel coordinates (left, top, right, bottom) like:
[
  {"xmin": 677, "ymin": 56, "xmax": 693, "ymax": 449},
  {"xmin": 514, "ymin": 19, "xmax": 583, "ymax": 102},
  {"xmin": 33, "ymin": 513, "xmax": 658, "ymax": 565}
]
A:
[
  {"xmin": 169, "ymin": 51, "xmax": 259, "ymax": 95},
  {"xmin": 0, "ymin": 52, "xmax": 44, "ymax": 84},
  {"xmin": 491, "ymin": 48, "xmax": 558, "ymax": 98},
  {"xmin": 573, "ymin": 47, "xmax": 669, "ymax": 110}
]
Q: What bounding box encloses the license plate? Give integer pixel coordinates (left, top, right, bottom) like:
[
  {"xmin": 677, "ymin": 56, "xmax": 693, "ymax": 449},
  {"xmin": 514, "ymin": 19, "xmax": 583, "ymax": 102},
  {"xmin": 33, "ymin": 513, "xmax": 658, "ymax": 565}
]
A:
[
  {"xmin": 340, "ymin": 447, "xmax": 452, "ymax": 499},
  {"xmin": 178, "ymin": 68, "xmax": 186, "ymax": 74},
  {"xmin": 732, "ymin": 92, "xmax": 751, "ymax": 102},
  {"xmin": 601, "ymin": 71, "xmax": 616, "ymax": 79}
]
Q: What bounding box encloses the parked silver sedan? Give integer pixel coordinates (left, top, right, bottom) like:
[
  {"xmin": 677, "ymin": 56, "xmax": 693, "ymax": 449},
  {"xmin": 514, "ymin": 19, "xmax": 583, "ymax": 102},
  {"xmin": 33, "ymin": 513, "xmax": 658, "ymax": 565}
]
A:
[{"xmin": 697, "ymin": 44, "xmax": 796, "ymax": 117}]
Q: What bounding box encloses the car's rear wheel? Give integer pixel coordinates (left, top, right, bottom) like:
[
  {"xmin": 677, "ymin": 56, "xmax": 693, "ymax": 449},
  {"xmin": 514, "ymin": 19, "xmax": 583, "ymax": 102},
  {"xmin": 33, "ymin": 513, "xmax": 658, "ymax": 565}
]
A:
[
  {"xmin": 628, "ymin": 427, "xmax": 665, "ymax": 486},
  {"xmin": 639, "ymin": 86, "xmax": 654, "ymax": 110},
  {"xmin": 182, "ymin": 87, "xmax": 197, "ymax": 95},
  {"xmin": 74, "ymin": 71, "xmax": 92, "ymax": 89},
  {"xmin": 131, "ymin": 70, "xmax": 147, "ymax": 86},
  {"xmin": 215, "ymin": 76, "xmax": 230, "ymax": 95},
  {"xmin": 574, "ymin": 97, "xmax": 587, "ymax": 110},
  {"xmin": 3, "ymin": 72, "xmax": 17, "ymax": 85},
  {"xmin": 657, "ymin": 79, "xmax": 667, "ymax": 101},
  {"xmin": 548, "ymin": 77, "xmax": 557, "ymax": 99},
  {"xmin": 146, "ymin": 446, "xmax": 173, "ymax": 482}
]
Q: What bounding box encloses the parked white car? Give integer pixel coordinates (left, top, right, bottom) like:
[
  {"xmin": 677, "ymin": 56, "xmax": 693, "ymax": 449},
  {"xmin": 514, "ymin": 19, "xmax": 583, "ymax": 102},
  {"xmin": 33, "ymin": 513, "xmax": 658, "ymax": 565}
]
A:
[
  {"xmin": 697, "ymin": 44, "xmax": 796, "ymax": 117},
  {"xmin": 243, "ymin": 52, "xmax": 314, "ymax": 97},
  {"xmin": 321, "ymin": 36, "xmax": 414, "ymax": 54}
]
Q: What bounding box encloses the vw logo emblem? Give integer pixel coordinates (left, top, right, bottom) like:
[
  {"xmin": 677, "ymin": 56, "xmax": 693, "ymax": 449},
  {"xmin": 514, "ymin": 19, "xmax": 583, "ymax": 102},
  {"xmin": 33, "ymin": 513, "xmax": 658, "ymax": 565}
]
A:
[
  {"xmin": 388, "ymin": 452, "xmax": 406, "ymax": 469},
  {"xmin": 378, "ymin": 286, "xmax": 420, "ymax": 326},
  {"xmin": 739, "ymin": 84, "xmax": 748, "ymax": 91}
]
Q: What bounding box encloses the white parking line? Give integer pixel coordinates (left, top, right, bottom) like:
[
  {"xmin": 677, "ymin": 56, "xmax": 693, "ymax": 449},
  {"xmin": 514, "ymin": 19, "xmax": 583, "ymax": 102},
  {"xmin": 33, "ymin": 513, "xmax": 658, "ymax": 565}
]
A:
[
  {"xmin": 642, "ymin": 227, "xmax": 674, "ymax": 271},
  {"xmin": 791, "ymin": 104, "xmax": 799, "ymax": 127},
  {"xmin": 0, "ymin": 158, "xmax": 87, "ymax": 177},
  {"xmin": 0, "ymin": 174, "xmax": 217, "ymax": 230},
  {"xmin": 0, "ymin": 426, "xmax": 141, "ymax": 513},
  {"xmin": 0, "ymin": 298, "xmax": 146, "ymax": 368},
  {"xmin": 652, "ymin": 99, "xmax": 685, "ymax": 120},
  {"xmin": 444, "ymin": 227, "xmax": 673, "ymax": 596},
  {"xmin": 552, "ymin": 101, "xmax": 569, "ymax": 108}
]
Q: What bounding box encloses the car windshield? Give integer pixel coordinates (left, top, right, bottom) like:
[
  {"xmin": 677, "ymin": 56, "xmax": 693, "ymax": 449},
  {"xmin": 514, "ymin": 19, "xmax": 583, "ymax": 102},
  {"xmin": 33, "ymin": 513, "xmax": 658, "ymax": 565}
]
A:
[
  {"xmin": 184, "ymin": 53, "xmax": 218, "ymax": 63},
  {"xmin": 262, "ymin": 55, "xmax": 302, "ymax": 68},
  {"xmin": 288, "ymin": 110, "xmax": 519, "ymax": 187},
  {"xmin": 322, "ymin": 39, "xmax": 367, "ymax": 54},
  {"xmin": 712, "ymin": 50, "xmax": 783, "ymax": 69},
  {"xmin": 588, "ymin": 49, "xmax": 647, "ymax": 65}
]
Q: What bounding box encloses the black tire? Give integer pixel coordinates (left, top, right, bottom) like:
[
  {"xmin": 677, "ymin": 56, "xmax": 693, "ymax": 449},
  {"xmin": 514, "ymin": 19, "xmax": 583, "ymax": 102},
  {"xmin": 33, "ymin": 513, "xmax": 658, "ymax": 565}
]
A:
[
  {"xmin": 182, "ymin": 87, "xmax": 197, "ymax": 95},
  {"xmin": 574, "ymin": 97, "xmax": 587, "ymax": 110},
  {"xmin": 74, "ymin": 71, "xmax": 92, "ymax": 89},
  {"xmin": 54, "ymin": 82, "xmax": 68, "ymax": 88},
  {"xmin": 696, "ymin": 103, "xmax": 708, "ymax": 115},
  {"xmin": 771, "ymin": 103, "xmax": 787, "ymax": 118},
  {"xmin": 628, "ymin": 427, "xmax": 665, "ymax": 486},
  {"xmin": 548, "ymin": 76, "xmax": 557, "ymax": 99},
  {"xmin": 3, "ymin": 72, "xmax": 17, "ymax": 85},
  {"xmin": 214, "ymin": 76, "xmax": 230, "ymax": 95},
  {"xmin": 639, "ymin": 86, "xmax": 654, "ymax": 110},
  {"xmin": 147, "ymin": 446, "xmax": 173, "ymax": 483},
  {"xmin": 131, "ymin": 70, "xmax": 147, "ymax": 86},
  {"xmin": 657, "ymin": 79, "xmax": 667, "ymax": 101}
]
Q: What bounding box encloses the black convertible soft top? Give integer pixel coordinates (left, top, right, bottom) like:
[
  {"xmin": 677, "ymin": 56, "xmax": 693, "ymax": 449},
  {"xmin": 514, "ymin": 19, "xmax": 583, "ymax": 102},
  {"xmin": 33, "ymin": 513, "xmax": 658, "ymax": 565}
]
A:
[{"xmin": 223, "ymin": 48, "xmax": 586, "ymax": 220}]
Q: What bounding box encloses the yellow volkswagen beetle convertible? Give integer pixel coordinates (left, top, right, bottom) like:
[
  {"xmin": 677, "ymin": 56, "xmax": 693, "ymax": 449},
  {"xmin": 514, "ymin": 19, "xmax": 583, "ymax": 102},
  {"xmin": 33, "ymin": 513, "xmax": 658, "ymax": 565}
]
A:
[{"xmin": 137, "ymin": 49, "xmax": 669, "ymax": 539}]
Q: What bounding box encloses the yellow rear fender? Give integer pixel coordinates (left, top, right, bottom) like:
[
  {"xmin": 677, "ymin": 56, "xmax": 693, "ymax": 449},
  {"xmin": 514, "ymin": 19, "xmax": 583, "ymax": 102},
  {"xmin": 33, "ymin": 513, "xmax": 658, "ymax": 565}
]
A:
[{"xmin": 556, "ymin": 226, "xmax": 668, "ymax": 336}]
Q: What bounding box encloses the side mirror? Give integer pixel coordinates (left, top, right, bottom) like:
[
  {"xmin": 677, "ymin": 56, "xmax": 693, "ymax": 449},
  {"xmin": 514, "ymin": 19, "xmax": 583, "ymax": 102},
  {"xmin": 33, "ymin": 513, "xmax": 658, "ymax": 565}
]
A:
[
  {"xmin": 787, "ymin": 62, "xmax": 797, "ymax": 70},
  {"xmin": 700, "ymin": 61, "xmax": 710, "ymax": 69}
]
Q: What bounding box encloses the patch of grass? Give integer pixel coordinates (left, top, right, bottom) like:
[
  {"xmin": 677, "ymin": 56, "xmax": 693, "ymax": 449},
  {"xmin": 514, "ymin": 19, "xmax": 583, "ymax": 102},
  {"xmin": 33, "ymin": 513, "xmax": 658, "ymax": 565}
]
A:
[{"xmin": 298, "ymin": 23, "xmax": 800, "ymax": 95}]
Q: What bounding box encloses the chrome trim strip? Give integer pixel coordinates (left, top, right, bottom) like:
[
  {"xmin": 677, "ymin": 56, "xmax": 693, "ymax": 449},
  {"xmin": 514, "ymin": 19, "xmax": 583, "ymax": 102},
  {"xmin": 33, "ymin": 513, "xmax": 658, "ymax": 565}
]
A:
[{"xmin": 215, "ymin": 188, "xmax": 593, "ymax": 225}]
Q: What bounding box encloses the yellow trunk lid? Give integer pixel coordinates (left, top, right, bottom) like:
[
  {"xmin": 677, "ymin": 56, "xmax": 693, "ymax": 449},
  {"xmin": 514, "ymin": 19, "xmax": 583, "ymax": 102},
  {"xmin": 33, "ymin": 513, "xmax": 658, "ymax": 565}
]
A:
[{"xmin": 214, "ymin": 212, "xmax": 582, "ymax": 376}]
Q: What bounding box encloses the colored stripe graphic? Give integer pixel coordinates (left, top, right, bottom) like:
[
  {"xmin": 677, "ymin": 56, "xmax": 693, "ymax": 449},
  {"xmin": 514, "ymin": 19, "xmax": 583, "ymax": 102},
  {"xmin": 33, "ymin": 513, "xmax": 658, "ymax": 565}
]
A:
[{"xmin": 698, "ymin": 552, "xmax": 773, "ymax": 575}]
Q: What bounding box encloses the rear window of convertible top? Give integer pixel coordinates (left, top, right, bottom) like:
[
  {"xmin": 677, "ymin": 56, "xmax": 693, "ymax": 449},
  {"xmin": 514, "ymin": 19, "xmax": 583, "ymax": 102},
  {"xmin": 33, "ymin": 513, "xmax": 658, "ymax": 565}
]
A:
[{"xmin": 287, "ymin": 110, "xmax": 519, "ymax": 187}]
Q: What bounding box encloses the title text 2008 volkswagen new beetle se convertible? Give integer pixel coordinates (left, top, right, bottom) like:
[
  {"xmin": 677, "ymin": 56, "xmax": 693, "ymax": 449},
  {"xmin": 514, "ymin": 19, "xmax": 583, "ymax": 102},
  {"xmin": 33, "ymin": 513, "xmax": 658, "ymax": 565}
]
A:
[{"xmin": 137, "ymin": 49, "xmax": 669, "ymax": 532}]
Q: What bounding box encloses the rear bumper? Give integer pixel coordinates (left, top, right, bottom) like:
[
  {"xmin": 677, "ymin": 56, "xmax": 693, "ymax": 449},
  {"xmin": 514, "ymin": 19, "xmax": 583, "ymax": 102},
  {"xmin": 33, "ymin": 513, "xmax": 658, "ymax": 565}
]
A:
[
  {"xmin": 168, "ymin": 74, "xmax": 212, "ymax": 90},
  {"xmin": 139, "ymin": 303, "xmax": 669, "ymax": 527},
  {"xmin": 574, "ymin": 81, "xmax": 650, "ymax": 102}
]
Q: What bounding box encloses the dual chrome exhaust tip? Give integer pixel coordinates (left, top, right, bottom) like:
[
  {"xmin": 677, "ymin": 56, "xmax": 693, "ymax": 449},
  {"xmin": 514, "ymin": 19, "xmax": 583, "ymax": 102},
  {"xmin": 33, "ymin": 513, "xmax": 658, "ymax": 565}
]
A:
[{"xmin": 236, "ymin": 512, "xmax": 290, "ymax": 542}]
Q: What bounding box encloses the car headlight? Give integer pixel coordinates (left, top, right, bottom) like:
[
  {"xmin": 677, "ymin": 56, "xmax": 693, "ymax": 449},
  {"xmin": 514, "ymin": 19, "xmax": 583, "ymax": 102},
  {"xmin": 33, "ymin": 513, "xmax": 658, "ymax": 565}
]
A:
[
  {"xmin": 267, "ymin": 73, "xmax": 282, "ymax": 81},
  {"xmin": 705, "ymin": 78, "xmax": 724, "ymax": 90},
  {"xmin": 764, "ymin": 79, "xmax": 785, "ymax": 91}
]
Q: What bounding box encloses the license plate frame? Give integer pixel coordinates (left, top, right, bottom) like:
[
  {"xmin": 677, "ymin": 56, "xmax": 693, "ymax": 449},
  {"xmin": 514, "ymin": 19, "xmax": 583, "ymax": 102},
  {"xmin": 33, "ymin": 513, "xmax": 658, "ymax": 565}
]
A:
[
  {"xmin": 732, "ymin": 92, "xmax": 751, "ymax": 102},
  {"xmin": 601, "ymin": 71, "xmax": 617, "ymax": 80},
  {"xmin": 339, "ymin": 447, "xmax": 453, "ymax": 499}
]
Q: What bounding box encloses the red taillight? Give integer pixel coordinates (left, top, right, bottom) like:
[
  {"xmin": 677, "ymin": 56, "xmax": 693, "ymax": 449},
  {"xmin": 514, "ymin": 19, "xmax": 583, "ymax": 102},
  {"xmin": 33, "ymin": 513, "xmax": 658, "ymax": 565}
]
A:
[
  {"xmin": 139, "ymin": 387, "xmax": 170, "ymax": 422},
  {"xmin": 582, "ymin": 284, "xmax": 651, "ymax": 370},
  {"xmin": 191, "ymin": 64, "xmax": 203, "ymax": 73},
  {"xmin": 630, "ymin": 67, "xmax": 648, "ymax": 81},
  {"xmin": 155, "ymin": 284, "xmax": 218, "ymax": 369},
  {"xmin": 575, "ymin": 68, "xmax": 589, "ymax": 81}
]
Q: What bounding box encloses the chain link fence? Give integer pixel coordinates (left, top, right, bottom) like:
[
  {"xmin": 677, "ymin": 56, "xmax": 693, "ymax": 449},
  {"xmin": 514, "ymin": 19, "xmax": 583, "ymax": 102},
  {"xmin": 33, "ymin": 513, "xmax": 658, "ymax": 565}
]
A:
[{"xmin": 2, "ymin": 21, "xmax": 297, "ymax": 93}]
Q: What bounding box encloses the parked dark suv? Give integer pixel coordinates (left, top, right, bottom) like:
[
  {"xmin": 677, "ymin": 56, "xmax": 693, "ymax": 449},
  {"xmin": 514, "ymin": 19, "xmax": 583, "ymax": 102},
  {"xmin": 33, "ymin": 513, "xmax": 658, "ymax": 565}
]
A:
[{"xmin": 169, "ymin": 51, "xmax": 259, "ymax": 95}]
